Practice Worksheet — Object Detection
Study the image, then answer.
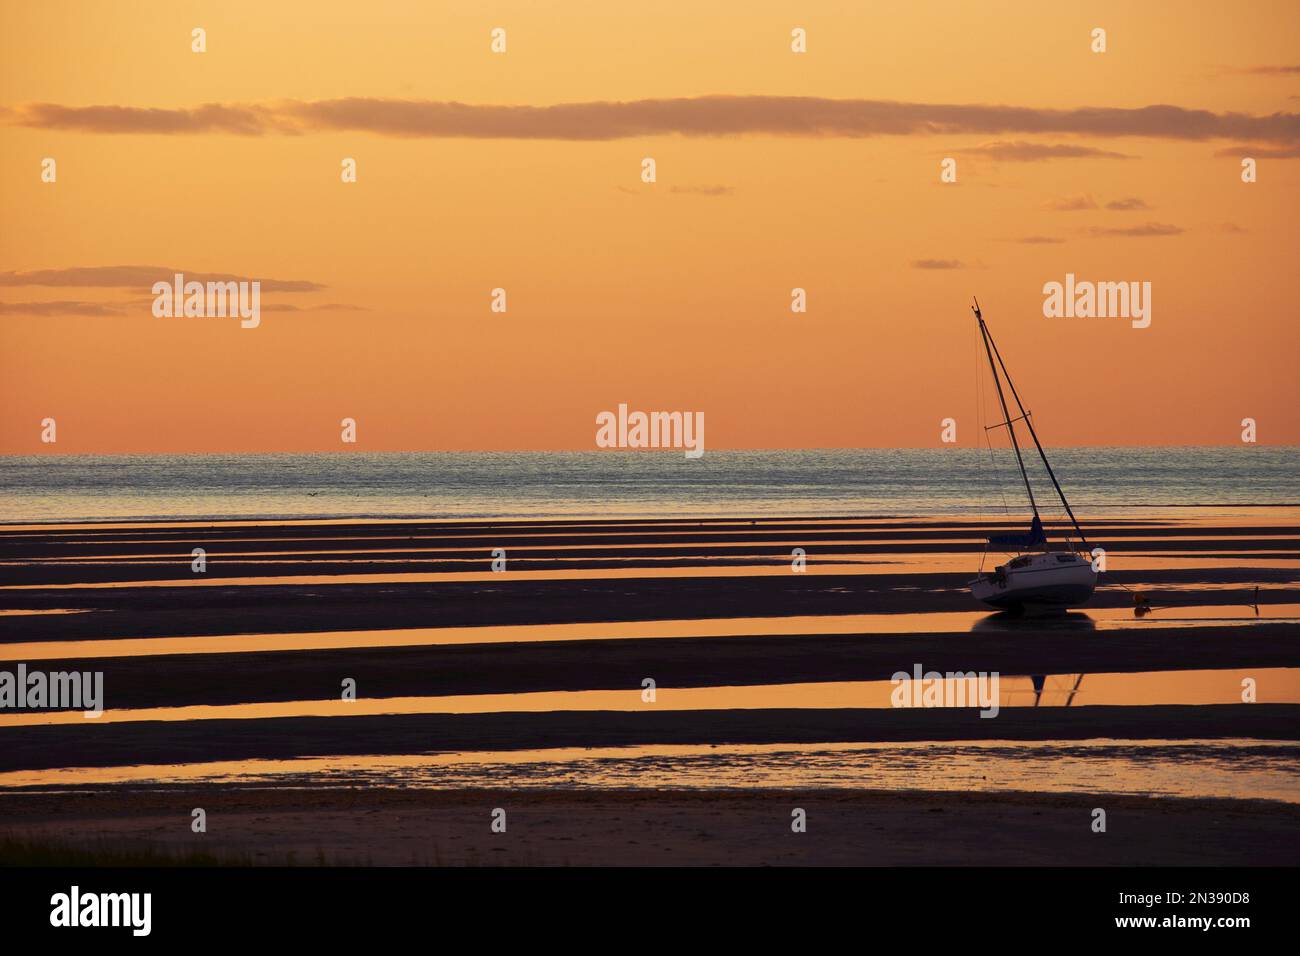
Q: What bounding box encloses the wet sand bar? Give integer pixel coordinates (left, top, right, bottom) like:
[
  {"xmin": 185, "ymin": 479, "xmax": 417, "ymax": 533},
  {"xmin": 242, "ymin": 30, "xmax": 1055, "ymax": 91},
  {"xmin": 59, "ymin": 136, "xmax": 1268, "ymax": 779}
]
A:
[
  {"xmin": 2, "ymin": 624, "xmax": 1296, "ymax": 710},
  {"xmin": 1, "ymin": 704, "xmax": 1295, "ymax": 774}
]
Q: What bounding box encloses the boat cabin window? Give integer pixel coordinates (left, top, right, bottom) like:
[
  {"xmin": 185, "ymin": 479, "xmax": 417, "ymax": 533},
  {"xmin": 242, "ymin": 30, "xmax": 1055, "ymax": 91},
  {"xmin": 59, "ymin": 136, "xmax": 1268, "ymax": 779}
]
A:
[
  {"xmin": 1056, "ymin": 554, "xmax": 1077, "ymax": 563},
  {"xmin": 1008, "ymin": 556, "xmax": 1033, "ymax": 569}
]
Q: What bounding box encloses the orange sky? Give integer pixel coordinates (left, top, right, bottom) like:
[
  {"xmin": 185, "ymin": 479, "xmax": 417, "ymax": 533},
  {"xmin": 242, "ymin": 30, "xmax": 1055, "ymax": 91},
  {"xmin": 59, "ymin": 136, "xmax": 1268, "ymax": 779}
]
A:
[{"xmin": 1, "ymin": 0, "xmax": 1298, "ymax": 453}]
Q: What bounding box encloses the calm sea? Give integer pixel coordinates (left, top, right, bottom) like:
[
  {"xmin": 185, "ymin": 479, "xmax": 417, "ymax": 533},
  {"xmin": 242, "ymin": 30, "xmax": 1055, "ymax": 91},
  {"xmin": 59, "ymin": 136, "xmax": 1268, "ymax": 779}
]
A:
[{"xmin": 0, "ymin": 447, "xmax": 1296, "ymax": 523}]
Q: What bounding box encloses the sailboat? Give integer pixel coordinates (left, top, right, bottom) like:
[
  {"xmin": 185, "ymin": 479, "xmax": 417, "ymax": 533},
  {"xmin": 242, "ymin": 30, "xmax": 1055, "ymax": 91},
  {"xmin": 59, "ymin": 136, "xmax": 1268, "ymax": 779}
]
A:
[{"xmin": 968, "ymin": 299, "xmax": 1097, "ymax": 609}]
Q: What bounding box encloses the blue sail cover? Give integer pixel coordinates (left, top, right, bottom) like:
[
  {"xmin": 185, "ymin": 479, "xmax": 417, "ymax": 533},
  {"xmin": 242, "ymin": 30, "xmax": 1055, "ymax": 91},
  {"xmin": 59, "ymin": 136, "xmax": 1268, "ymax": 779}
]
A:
[{"xmin": 988, "ymin": 514, "xmax": 1046, "ymax": 548}]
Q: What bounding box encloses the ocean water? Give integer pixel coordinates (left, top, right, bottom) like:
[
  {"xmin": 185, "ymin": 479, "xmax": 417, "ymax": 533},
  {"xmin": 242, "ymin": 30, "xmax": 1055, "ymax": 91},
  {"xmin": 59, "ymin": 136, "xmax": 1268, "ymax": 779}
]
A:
[{"xmin": 0, "ymin": 447, "xmax": 1296, "ymax": 523}]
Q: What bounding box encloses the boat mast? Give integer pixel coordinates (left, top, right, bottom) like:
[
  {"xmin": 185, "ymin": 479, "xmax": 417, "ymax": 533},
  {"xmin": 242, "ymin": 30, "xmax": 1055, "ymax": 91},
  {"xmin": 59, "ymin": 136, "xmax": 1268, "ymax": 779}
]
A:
[
  {"xmin": 975, "ymin": 298, "xmax": 1092, "ymax": 550},
  {"xmin": 973, "ymin": 298, "xmax": 1039, "ymax": 520}
]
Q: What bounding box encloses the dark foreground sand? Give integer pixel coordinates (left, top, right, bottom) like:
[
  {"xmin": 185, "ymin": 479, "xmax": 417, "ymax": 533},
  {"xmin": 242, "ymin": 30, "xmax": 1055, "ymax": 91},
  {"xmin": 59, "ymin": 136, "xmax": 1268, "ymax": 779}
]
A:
[{"xmin": 2, "ymin": 787, "xmax": 1296, "ymax": 866}]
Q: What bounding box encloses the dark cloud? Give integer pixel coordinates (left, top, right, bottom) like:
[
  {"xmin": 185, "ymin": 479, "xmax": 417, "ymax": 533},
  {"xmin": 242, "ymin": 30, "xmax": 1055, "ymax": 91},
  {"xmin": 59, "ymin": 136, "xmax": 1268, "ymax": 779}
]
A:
[
  {"xmin": 6, "ymin": 96, "xmax": 1298, "ymax": 143},
  {"xmin": 10, "ymin": 103, "xmax": 279, "ymax": 135},
  {"xmin": 1105, "ymin": 197, "xmax": 1150, "ymax": 210},
  {"xmin": 0, "ymin": 266, "xmax": 324, "ymax": 292},
  {"xmin": 911, "ymin": 259, "xmax": 964, "ymax": 269}
]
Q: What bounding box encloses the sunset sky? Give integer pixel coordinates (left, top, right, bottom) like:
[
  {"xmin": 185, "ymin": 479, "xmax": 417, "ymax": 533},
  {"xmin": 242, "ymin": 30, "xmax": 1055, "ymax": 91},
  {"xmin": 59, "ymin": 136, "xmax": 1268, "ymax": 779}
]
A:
[{"xmin": 2, "ymin": 0, "xmax": 1297, "ymax": 453}]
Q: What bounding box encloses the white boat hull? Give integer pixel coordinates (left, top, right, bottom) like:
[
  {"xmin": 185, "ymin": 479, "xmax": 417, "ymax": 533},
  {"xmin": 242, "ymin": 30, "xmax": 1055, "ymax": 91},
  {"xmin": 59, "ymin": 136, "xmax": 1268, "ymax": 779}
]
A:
[{"xmin": 970, "ymin": 552, "xmax": 1097, "ymax": 609}]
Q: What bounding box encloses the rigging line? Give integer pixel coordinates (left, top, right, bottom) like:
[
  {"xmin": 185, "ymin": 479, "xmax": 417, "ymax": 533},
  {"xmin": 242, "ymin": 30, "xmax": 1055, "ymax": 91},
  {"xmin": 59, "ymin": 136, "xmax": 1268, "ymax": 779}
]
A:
[
  {"xmin": 975, "ymin": 324, "xmax": 1005, "ymax": 517},
  {"xmin": 990, "ymin": 421, "xmax": 1010, "ymax": 515},
  {"xmin": 973, "ymin": 301, "xmax": 1039, "ymax": 519},
  {"xmin": 974, "ymin": 321, "xmax": 996, "ymax": 520},
  {"xmin": 980, "ymin": 359, "xmax": 1012, "ymax": 518},
  {"xmin": 974, "ymin": 321, "xmax": 981, "ymax": 523},
  {"xmin": 982, "ymin": 322, "xmax": 1090, "ymax": 549},
  {"xmin": 976, "ymin": 316, "xmax": 1013, "ymax": 518}
]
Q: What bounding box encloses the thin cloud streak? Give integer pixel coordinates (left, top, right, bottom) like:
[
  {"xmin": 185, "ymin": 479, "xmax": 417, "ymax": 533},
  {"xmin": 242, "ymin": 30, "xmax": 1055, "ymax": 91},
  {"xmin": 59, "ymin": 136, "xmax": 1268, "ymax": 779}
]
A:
[
  {"xmin": 1083, "ymin": 222, "xmax": 1185, "ymax": 238},
  {"xmin": 1217, "ymin": 65, "xmax": 1300, "ymax": 75},
  {"xmin": 668, "ymin": 184, "xmax": 735, "ymax": 196},
  {"xmin": 1046, "ymin": 194, "xmax": 1099, "ymax": 211},
  {"xmin": 7, "ymin": 96, "xmax": 1299, "ymax": 142},
  {"xmin": 0, "ymin": 266, "xmax": 325, "ymax": 292},
  {"xmin": 260, "ymin": 303, "xmax": 371, "ymax": 312},
  {"xmin": 960, "ymin": 141, "xmax": 1132, "ymax": 161},
  {"xmin": 0, "ymin": 300, "xmax": 125, "ymax": 316},
  {"xmin": 1213, "ymin": 144, "xmax": 1300, "ymax": 158}
]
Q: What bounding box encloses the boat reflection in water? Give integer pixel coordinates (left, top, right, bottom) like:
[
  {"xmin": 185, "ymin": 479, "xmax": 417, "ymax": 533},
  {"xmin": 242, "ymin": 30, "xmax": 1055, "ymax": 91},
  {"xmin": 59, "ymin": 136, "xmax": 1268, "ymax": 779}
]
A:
[
  {"xmin": 969, "ymin": 609, "xmax": 1097, "ymax": 633},
  {"xmin": 969, "ymin": 607, "xmax": 1094, "ymax": 707}
]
